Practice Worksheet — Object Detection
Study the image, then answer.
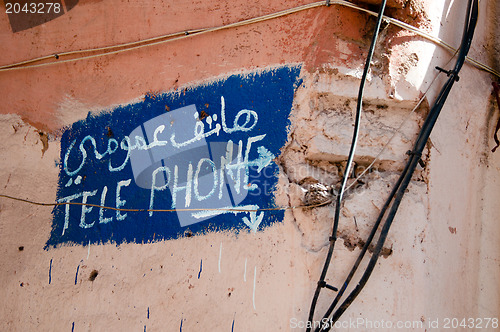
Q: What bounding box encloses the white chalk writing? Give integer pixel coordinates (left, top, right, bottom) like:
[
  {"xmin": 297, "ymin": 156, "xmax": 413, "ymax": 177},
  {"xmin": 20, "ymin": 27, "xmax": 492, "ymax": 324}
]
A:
[{"xmin": 60, "ymin": 95, "xmax": 275, "ymax": 234}]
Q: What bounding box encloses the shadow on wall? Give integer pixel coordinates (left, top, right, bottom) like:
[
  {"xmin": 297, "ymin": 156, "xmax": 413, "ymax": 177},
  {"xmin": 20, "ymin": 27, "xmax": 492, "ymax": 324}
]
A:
[
  {"xmin": 3, "ymin": 0, "xmax": 79, "ymax": 32},
  {"xmin": 486, "ymin": 0, "xmax": 499, "ymax": 72}
]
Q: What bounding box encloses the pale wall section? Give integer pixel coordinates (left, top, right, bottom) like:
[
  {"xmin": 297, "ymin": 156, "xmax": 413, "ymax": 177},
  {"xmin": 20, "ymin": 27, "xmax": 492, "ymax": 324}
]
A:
[{"xmin": 0, "ymin": 1, "xmax": 499, "ymax": 331}]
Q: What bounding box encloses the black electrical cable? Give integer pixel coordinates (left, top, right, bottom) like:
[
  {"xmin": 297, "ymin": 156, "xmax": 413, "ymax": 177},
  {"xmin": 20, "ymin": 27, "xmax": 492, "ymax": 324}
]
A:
[
  {"xmin": 310, "ymin": 1, "xmax": 478, "ymax": 330},
  {"xmin": 306, "ymin": 1, "xmax": 388, "ymax": 330},
  {"xmin": 313, "ymin": 160, "xmax": 410, "ymax": 330}
]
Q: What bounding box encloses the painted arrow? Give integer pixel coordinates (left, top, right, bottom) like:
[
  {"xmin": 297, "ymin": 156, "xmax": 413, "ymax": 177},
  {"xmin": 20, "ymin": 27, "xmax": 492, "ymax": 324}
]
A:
[
  {"xmin": 253, "ymin": 146, "xmax": 274, "ymax": 173},
  {"xmin": 242, "ymin": 211, "xmax": 264, "ymax": 233},
  {"xmin": 191, "ymin": 205, "xmax": 264, "ymax": 233}
]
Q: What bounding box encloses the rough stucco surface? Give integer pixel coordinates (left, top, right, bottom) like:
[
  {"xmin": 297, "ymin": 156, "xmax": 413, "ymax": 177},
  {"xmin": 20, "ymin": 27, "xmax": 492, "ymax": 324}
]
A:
[{"xmin": 0, "ymin": 1, "xmax": 499, "ymax": 331}]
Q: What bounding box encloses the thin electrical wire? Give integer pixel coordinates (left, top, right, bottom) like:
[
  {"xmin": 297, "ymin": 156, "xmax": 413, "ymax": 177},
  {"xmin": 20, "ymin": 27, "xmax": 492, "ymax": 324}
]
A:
[
  {"xmin": 0, "ymin": 193, "xmax": 333, "ymax": 213},
  {"xmin": 0, "ymin": 0, "xmax": 497, "ymax": 78},
  {"xmin": 345, "ymin": 50, "xmax": 459, "ymax": 192},
  {"xmin": 0, "ymin": 59, "xmax": 454, "ymax": 213},
  {"xmin": 0, "ymin": 0, "xmax": 481, "ymax": 323},
  {"xmin": 306, "ymin": 1, "xmax": 387, "ymax": 330},
  {"xmin": 0, "ymin": 29, "xmax": 205, "ymax": 70},
  {"xmin": 315, "ymin": 1, "xmax": 478, "ymax": 329},
  {"xmin": 0, "ymin": 1, "xmax": 325, "ymax": 71},
  {"xmin": 338, "ymin": 1, "xmax": 499, "ymax": 78},
  {"xmin": 312, "ymin": 51, "xmax": 457, "ymax": 329}
]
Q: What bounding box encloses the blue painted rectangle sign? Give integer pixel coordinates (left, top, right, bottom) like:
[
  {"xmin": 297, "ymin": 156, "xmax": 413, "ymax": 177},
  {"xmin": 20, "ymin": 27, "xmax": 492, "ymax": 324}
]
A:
[{"xmin": 46, "ymin": 65, "xmax": 302, "ymax": 248}]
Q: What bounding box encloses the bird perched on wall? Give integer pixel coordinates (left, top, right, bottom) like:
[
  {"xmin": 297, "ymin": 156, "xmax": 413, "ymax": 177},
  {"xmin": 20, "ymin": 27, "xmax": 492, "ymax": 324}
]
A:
[
  {"xmin": 303, "ymin": 183, "xmax": 336, "ymax": 206},
  {"xmin": 303, "ymin": 179, "xmax": 365, "ymax": 207},
  {"xmin": 302, "ymin": 161, "xmax": 368, "ymax": 207}
]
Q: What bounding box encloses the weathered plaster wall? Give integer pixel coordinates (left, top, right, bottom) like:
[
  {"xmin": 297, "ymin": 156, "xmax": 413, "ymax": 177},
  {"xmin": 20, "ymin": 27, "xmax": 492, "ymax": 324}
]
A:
[{"xmin": 0, "ymin": 0, "xmax": 498, "ymax": 331}]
